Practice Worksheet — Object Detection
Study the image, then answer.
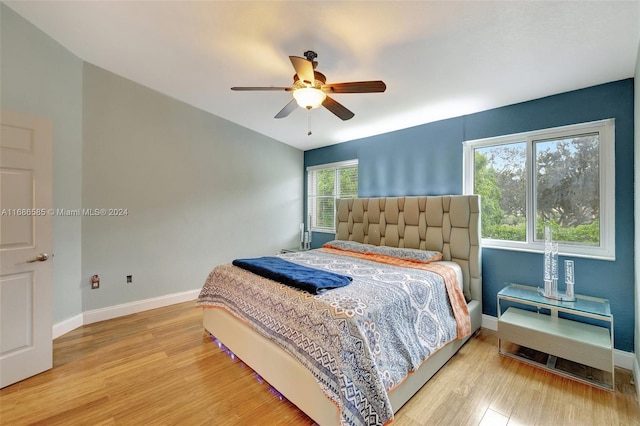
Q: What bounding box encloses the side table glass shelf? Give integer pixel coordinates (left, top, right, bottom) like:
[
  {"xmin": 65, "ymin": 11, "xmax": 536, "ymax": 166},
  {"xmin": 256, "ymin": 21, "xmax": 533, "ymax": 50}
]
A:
[{"xmin": 497, "ymin": 283, "xmax": 614, "ymax": 390}]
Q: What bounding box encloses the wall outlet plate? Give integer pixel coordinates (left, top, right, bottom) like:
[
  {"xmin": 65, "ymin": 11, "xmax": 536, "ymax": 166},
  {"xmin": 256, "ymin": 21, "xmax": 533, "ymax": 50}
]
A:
[{"xmin": 91, "ymin": 275, "xmax": 100, "ymax": 289}]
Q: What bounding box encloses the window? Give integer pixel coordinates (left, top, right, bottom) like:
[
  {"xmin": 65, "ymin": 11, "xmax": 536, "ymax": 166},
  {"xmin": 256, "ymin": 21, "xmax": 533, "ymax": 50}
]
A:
[
  {"xmin": 463, "ymin": 119, "xmax": 615, "ymax": 260},
  {"xmin": 307, "ymin": 160, "xmax": 358, "ymax": 233}
]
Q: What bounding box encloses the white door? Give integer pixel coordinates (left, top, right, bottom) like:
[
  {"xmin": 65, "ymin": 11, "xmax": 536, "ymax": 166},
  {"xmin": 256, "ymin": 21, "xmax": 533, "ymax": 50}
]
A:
[{"xmin": 0, "ymin": 110, "xmax": 53, "ymax": 388}]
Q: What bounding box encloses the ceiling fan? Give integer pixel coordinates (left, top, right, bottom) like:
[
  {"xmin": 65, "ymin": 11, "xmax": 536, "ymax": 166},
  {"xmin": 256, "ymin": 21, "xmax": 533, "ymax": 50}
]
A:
[{"xmin": 231, "ymin": 51, "xmax": 386, "ymax": 121}]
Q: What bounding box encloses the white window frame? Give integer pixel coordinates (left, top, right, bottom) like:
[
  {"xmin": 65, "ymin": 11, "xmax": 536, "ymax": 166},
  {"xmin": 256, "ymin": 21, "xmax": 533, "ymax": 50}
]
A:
[
  {"xmin": 463, "ymin": 119, "xmax": 615, "ymax": 260},
  {"xmin": 307, "ymin": 159, "xmax": 358, "ymax": 233}
]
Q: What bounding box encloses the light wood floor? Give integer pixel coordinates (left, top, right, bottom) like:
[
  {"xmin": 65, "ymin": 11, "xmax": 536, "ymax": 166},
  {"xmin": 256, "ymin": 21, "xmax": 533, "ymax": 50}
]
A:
[{"xmin": 1, "ymin": 301, "xmax": 638, "ymax": 426}]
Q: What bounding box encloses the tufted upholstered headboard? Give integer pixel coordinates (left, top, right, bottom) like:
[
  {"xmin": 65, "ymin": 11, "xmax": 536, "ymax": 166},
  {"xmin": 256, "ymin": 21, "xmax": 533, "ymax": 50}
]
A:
[{"xmin": 335, "ymin": 195, "xmax": 481, "ymax": 304}]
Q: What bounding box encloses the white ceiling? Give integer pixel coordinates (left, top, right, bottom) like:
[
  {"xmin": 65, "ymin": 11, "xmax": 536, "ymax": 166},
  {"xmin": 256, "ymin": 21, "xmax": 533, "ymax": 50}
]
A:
[{"xmin": 6, "ymin": 1, "xmax": 640, "ymax": 151}]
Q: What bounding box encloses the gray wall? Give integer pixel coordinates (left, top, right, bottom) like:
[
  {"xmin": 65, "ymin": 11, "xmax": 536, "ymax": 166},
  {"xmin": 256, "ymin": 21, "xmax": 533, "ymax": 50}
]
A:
[
  {"xmin": 2, "ymin": 4, "xmax": 303, "ymax": 319},
  {"xmin": 82, "ymin": 64, "xmax": 303, "ymax": 310},
  {"xmin": 1, "ymin": 4, "xmax": 83, "ymax": 323}
]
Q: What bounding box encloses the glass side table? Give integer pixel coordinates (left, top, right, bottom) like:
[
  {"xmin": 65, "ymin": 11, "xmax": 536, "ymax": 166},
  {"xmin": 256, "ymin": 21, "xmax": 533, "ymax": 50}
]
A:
[{"xmin": 497, "ymin": 283, "xmax": 614, "ymax": 390}]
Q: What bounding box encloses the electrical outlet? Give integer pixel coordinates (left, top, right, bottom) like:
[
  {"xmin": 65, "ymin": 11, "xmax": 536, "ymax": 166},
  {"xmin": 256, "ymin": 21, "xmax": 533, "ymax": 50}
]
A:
[
  {"xmin": 126, "ymin": 275, "xmax": 132, "ymax": 283},
  {"xmin": 91, "ymin": 274, "xmax": 100, "ymax": 289}
]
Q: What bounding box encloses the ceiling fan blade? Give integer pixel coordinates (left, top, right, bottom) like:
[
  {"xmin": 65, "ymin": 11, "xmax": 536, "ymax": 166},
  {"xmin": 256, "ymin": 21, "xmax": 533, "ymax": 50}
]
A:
[
  {"xmin": 231, "ymin": 86, "xmax": 293, "ymax": 91},
  {"xmin": 322, "ymin": 96, "xmax": 355, "ymax": 121},
  {"xmin": 275, "ymin": 99, "xmax": 298, "ymax": 119},
  {"xmin": 322, "ymin": 81, "xmax": 386, "ymax": 94},
  {"xmin": 289, "ymin": 56, "xmax": 315, "ymax": 85}
]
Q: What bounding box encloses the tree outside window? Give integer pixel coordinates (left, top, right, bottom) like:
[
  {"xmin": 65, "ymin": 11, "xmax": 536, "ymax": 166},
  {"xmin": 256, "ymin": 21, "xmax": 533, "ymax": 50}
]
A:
[{"xmin": 464, "ymin": 119, "xmax": 614, "ymax": 260}]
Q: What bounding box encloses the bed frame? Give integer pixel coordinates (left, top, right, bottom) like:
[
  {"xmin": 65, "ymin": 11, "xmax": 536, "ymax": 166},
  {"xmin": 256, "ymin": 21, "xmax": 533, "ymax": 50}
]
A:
[{"xmin": 202, "ymin": 195, "xmax": 482, "ymax": 425}]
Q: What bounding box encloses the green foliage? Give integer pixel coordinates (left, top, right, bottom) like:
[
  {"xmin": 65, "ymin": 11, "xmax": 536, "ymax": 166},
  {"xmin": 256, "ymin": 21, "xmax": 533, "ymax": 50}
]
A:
[
  {"xmin": 473, "ymin": 152, "xmax": 505, "ymax": 237},
  {"xmin": 317, "ymin": 197, "xmax": 335, "ymax": 228},
  {"xmin": 474, "ymin": 136, "xmax": 599, "ymax": 246},
  {"xmin": 317, "ymin": 169, "xmax": 335, "ymax": 196},
  {"xmin": 536, "ymin": 220, "xmax": 600, "ymax": 245},
  {"xmin": 312, "ymin": 166, "xmax": 357, "ymax": 229},
  {"xmin": 339, "ymin": 167, "xmax": 358, "ymax": 195},
  {"xmin": 486, "ymin": 220, "xmax": 599, "ymax": 244},
  {"xmin": 485, "ymin": 223, "xmax": 526, "ymax": 241},
  {"xmin": 535, "ymin": 136, "xmax": 599, "ymax": 228}
]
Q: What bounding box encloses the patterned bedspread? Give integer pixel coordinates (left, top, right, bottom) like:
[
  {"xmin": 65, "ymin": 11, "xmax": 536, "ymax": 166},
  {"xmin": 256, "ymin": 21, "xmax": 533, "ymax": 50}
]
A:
[{"xmin": 197, "ymin": 249, "xmax": 469, "ymax": 426}]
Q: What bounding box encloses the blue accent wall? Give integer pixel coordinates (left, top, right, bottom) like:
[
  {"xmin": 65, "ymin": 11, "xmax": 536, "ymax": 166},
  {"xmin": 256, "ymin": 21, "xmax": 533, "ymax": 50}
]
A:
[{"xmin": 305, "ymin": 79, "xmax": 635, "ymax": 352}]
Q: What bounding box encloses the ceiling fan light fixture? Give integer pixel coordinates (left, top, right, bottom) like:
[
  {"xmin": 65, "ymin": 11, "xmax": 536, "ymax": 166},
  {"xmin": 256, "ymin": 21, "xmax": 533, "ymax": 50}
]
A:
[
  {"xmin": 232, "ymin": 51, "xmax": 385, "ymax": 121},
  {"xmin": 293, "ymin": 87, "xmax": 326, "ymax": 109}
]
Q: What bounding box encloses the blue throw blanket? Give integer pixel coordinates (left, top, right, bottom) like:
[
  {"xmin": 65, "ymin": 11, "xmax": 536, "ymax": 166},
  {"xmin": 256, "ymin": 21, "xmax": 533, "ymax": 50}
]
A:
[{"xmin": 232, "ymin": 256, "xmax": 352, "ymax": 294}]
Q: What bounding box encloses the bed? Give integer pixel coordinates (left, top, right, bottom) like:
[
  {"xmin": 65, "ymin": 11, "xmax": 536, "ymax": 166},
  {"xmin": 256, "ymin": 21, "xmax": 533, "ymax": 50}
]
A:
[{"xmin": 198, "ymin": 195, "xmax": 481, "ymax": 425}]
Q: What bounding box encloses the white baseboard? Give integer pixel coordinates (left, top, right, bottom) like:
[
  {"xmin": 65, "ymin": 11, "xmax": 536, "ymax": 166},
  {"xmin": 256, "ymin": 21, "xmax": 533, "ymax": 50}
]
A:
[
  {"xmin": 52, "ymin": 289, "xmax": 201, "ymax": 338},
  {"xmin": 52, "ymin": 313, "xmax": 84, "ymax": 339},
  {"xmin": 634, "ymin": 356, "xmax": 639, "ymax": 403},
  {"xmin": 615, "ymin": 349, "xmax": 638, "ymax": 371},
  {"xmin": 83, "ymin": 289, "xmax": 201, "ymax": 325},
  {"xmin": 482, "ymin": 313, "xmax": 498, "ymax": 331},
  {"xmin": 481, "ymin": 314, "xmax": 636, "ymax": 370}
]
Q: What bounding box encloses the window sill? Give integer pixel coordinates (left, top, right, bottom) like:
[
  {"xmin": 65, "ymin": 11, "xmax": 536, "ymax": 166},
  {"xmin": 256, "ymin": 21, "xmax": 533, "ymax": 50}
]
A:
[
  {"xmin": 481, "ymin": 239, "xmax": 615, "ymax": 262},
  {"xmin": 310, "ymin": 228, "xmax": 336, "ymax": 234}
]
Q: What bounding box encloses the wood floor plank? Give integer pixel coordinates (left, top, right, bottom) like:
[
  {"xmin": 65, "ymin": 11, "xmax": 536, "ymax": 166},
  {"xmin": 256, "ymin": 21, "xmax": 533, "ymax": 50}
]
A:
[{"xmin": 1, "ymin": 301, "xmax": 637, "ymax": 426}]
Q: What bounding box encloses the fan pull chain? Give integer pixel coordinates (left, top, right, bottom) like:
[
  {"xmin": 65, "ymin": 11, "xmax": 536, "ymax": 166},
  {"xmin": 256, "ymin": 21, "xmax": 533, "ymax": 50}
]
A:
[{"xmin": 307, "ymin": 110, "xmax": 312, "ymax": 136}]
